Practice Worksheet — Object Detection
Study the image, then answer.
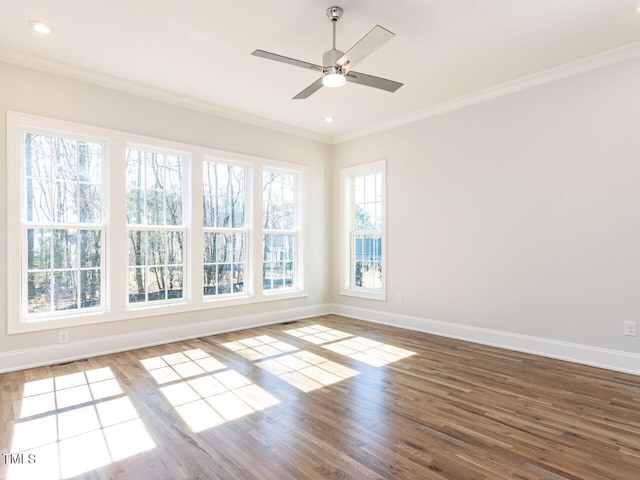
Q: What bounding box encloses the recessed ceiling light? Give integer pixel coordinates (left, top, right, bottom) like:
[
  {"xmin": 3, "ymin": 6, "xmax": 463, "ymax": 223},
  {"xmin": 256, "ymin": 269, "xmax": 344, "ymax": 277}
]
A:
[
  {"xmin": 324, "ymin": 116, "xmax": 335, "ymax": 123},
  {"xmin": 29, "ymin": 20, "xmax": 55, "ymax": 35}
]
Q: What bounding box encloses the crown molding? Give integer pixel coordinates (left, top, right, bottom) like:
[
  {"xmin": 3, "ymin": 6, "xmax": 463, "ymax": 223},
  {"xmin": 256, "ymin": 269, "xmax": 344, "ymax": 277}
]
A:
[
  {"xmin": 333, "ymin": 41, "xmax": 640, "ymax": 144},
  {"xmin": 3, "ymin": 41, "xmax": 640, "ymax": 147},
  {"xmin": 0, "ymin": 48, "xmax": 331, "ymax": 145}
]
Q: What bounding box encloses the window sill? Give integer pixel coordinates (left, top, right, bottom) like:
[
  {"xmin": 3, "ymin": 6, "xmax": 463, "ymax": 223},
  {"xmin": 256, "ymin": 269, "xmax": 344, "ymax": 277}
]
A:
[
  {"xmin": 340, "ymin": 288, "xmax": 386, "ymax": 302},
  {"xmin": 9, "ymin": 290, "xmax": 308, "ymax": 335}
]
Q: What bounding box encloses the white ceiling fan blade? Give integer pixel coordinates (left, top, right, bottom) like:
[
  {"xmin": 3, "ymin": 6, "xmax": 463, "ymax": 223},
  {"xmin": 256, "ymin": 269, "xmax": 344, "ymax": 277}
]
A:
[
  {"xmin": 336, "ymin": 25, "xmax": 394, "ymax": 70},
  {"xmin": 346, "ymin": 71, "xmax": 403, "ymax": 93},
  {"xmin": 293, "ymin": 78, "xmax": 324, "ymax": 99},
  {"xmin": 252, "ymin": 50, "xmax": 324, "ymax": 72}
]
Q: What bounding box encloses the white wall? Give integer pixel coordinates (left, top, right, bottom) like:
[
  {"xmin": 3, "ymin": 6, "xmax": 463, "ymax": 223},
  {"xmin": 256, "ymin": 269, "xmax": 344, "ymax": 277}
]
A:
[
  {"xmin": 3, "ymin": 55, "xmax": 640, "ymax": 373},
  {"xmin": 332, "ymin": 57, "xmax": 640, "ymax": 358},
  {"xmin": 0, "ymin": 61, "xmax": 331, "ymax": 364}
]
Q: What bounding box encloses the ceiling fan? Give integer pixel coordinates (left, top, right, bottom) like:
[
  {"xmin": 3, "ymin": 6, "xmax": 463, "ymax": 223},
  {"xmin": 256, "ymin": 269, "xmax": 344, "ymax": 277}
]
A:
[{"xmin": 252, "ymin": 6, "xmax": 403, "ymax": 99}]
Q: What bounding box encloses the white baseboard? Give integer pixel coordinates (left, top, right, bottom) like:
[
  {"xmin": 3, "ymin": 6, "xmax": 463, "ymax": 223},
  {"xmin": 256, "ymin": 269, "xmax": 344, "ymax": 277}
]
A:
[
  {"xmin": 330, "ymin": 303, "xmax": 640, "ymax": 376},
  {"xmin": 3, "ymin": 302, "xmax": 638, "ymax": 376},
  {"xmin": 0, "ymin": 304, "xmax": 331, "ymax": 374}
]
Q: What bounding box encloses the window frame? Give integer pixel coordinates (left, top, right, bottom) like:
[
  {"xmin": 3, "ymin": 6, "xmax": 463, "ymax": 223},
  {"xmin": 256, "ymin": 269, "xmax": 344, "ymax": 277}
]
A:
[
  {"xmin": 262, "ymin": 166, "xmax": 302, "ymax": 294},
  {"xmin": 19, "ymin": 130, "xmax": 109, "ymax": 320},
  {"xmin": 202, "ymin": 158, "xmax": 251, "ymax": 301},
  {"xmin": 6, "ymin": 112, "xmax": 307, "ymax": 335},
  {"xmin": 124, "ymin": 144, "xmax": 189, "ymax": 308},
  {"xmin": 340, "ymin": 160, "xmax": 387, "ymax": 301}
]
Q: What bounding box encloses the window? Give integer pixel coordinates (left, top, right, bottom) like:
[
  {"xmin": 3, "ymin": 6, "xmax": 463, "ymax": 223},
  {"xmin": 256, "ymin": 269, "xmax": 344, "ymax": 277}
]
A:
[
  {"xmin": 23, "ymin": 132, "xmax": 105, "ymax": 317},
  {"xmin": 202, "ymin": 161, "xmax": 247, "ymax": 297},
  {"xmin": 126, "ymin": 148, "xmax": 185, "ymax": 305},
  {"xmin": 7, "ymin": 113, "xmax": 307, "ymax": 334},
  {"xmin": 263, "ymin": 169, "xmax": 298, "ymax": 291},
  {"xmin": 341, "ymin": 161, "xmax": 385, "ymax": 300}
]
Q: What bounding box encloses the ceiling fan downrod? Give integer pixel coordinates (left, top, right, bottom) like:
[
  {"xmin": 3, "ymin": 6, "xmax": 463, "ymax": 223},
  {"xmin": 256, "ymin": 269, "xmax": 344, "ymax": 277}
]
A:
[{"xmin": 324, "ymin": 6, "xmax": 345, "ymax": 74}]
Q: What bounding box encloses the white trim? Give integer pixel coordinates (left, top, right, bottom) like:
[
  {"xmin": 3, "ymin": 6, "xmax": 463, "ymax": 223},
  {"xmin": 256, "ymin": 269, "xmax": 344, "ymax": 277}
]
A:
[
  {"xmin": 3, "ymin": 42, "xmax": 640, "ymax": 146},
  {"xmin": 3, "ymin": 302, "xmax": 638, "ymax": 376},
  {"xmin": 333, "ymin": 41, "xmax": 640, "ymax": 144},
  {"xmin": 6, "ymin": 112, "xmax": 309, "ymax": 334},
  {"xmin": 340, "ymin": 160, "xmax": 386, "ymax": 301},
  {"xmin": 0, "ymin": 304, "xmax": 331, "ymax": 374},
  {"xmin": 0, "ymin": 49, "xmax": 330, "ymax": 145},
  {"xmin": 330, "ymin": 304, "xmax": 640, "ymax": 377}
]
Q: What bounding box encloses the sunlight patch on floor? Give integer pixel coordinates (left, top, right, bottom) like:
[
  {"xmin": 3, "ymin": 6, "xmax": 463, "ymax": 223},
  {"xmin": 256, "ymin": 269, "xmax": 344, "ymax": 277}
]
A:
[
  {"xmin": 323, "ymin": 337, "xmax": 416, "ymax": 366},
  {"xmin": 142, "ymin": 349, "xmax": 280, "ymax": 432},
  {"xmin": 221, "ymin": 334, "xmax": 298, "ymax": 360},
  {"xmin": 8, "ymin": 367, "xmax": 155, "ymax": 480},
  {"xmin": 256, "ymin": 350, "xmax": 359, "ymax": 392},
  {"xmin": 284, "ymin": 324, "xmax": 353, "ymax": 345}
]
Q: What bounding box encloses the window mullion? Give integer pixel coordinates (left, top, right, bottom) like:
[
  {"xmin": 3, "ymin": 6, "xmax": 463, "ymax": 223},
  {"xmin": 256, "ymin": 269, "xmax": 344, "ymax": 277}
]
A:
[
  {"xmin": 109, "ymin": 139, "xmax": 127, "ymax": 313},
  {"xmin": 191, "ymin": 152, "xmax": 204, "ymax": 306}
]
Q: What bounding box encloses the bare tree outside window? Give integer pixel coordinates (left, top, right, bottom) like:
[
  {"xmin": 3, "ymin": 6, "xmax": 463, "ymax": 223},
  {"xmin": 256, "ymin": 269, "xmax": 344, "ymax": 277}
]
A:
[
  {"xmin": 203, "ymin": 162, "xmax": 246, "ymax": 296},
  {"xmin": 263, "ymin": 170, "xmax": 296, "ymax": 290},
  {"xmin": 24, "ymin": 133, "xmax": 103, "ymax": 314},
  {"xmin": 126, "ymin": 149, "xmax": 184, "ymax": 304}
]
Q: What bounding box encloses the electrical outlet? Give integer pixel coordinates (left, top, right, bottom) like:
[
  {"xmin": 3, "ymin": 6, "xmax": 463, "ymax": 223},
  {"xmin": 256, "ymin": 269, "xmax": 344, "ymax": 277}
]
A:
[
  {"xmin": 396, "ymin": 294, "xmax": 403, "ymax": 304},
  {"xmin": 58, "ymin": 331, "xmax": 69, "ymax": 344},
  {"xmin": 624, "ymin": 321, "xmax": 637, "ymax": 337}
]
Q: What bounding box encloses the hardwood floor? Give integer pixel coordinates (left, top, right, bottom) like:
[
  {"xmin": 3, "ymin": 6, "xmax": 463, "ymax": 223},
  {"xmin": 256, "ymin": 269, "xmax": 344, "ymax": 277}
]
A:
[{"xmin": 1, "ymin": 315, "xmax": 639, "ymax": 480}]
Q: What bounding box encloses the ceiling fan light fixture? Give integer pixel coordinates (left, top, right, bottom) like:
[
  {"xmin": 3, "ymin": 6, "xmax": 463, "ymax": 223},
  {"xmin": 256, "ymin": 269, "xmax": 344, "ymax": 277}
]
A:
[{"xmin": 322, "ymin": 72, "xmax": 346, "ymax": 88}]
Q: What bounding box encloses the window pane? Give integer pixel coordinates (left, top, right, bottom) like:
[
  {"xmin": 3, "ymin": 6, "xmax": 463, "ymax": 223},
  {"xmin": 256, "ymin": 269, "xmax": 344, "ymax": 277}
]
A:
[
  {"xmin": 233, "ymin": 265, "xmax": 245, "ymax": 293},
  {"xmin": 148, "ymin": 231, "xmax": 166, "ymax": 266},
  {"xmin": 353, "ymin": 234, "xmax": 382, "ymax": 290},
  {"xmin": 126, "ymin": 148, "xmax": 184, "ymax": 227},
  {"xmin": 165, "ymin": 156, "xmax": 182, "ymax": 192},
  {"xmin": 129, "ymin": 231, "xmax": 146, "ymax": 266},
  {"xmin": 28, "ymin": 229, "xmax": 51, "ymax": 270},
  {"xmin": 79, "ymin": 184, "xmax": 101, "ymax": 223},
  {"xmin": 263, "ymin": 171, "xmax": 295, "ymax": 230},
  {"xmin": 54, "ymin": 181, "xmax": 78, "ymax": 224},
  {"xmin": 145, "ymin": 153, "xmax": 164, "ymax": 189},
  {"xmin": 78, "ymin": 142, "xmax": 102, "ymax": 183},
  {"xmin": 165, "ymin": 191, "xmax": 182, "ymax": 226},
  {"xmin": 53, "ymin": 229, "xmax": 78, "ymax": 269},
  {"xmin": 25, "ymin": 133, "xmax": 53, "ymax": 179},
  {"xmin": 80, "ymin": 230, "xmax": 101, "ymax": 268},
  {"xmin": 26, "ymin": 179, "xmax": 53, "ymax": 223},
  {"xmin": 80, "ymin": 270, "xmax": 101, "ymax": 308},
  {"xmin": 125, "ymin": 149, "xmax": 144, "ymax": 188},
  {"xmin": 145, "ymin": 190, "xmax": 164, "ymax": 225},
  {"xmin": 203, "ymin": 265, "xmax": 217, "ymax": 296},
  {"xmin": 203, "ymin": 162, "xmax": 245, "ymax": 229},
  {"xmin": 52, "ymin": 137, "xmax": 79, "ymax": 182},
  {"xmin": 128, "ymin": 229, "xmax": 184, "ymax": 305},
  {"xmin": 54, "ymin": 271, "xmax": 78, "ymax": 311},
  {"xmin": 128, "ymin": 267, "xmax": 146, "ymax": 303},
  {"xmin": 203, "ymin": 233, "xmax": 245, "ymax": 296},
  {"xmin": 148, "ymin": 266, "xmax": 166, "ymax": 301},
  {"xmin": 167, "ymin": 232, "xmax": 183, "ymax": 265},
  {"xmin": 203, "ymin": 232, "xmax": 216, "ymax": 264},
  {"xmin": 263, "ymin": 233, "xmax": 295, "ymax": 290},
  {"xmin": 28, "ymin": 272, "xmax": 51, "ymax": 313},
  {"xmin": 167, "ymin": 267, "xmax": 183, "ymax": 299},
  {"xmin": 22, "ymin": 131, "xmax": 104, "ymax": 319}
]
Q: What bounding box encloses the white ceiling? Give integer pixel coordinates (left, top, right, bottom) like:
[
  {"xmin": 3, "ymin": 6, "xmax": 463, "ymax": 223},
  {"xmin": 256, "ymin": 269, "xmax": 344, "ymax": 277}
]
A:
[{"xmin": 1, "ymin": 1, "xmax": 640, "ymax": 143}]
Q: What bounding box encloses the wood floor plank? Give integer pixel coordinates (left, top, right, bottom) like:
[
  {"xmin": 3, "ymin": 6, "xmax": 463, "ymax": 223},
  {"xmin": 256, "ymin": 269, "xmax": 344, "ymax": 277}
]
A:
[{"xmin": 1, "ymin": 315, "xmax": 639, "ymax": 480}]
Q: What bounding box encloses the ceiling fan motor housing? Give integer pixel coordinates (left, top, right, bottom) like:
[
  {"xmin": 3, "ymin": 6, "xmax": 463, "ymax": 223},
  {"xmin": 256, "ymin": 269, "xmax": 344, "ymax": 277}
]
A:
[{"xmin": 323, "ymin": 48, "xmax": 345, "ymax": 70}]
